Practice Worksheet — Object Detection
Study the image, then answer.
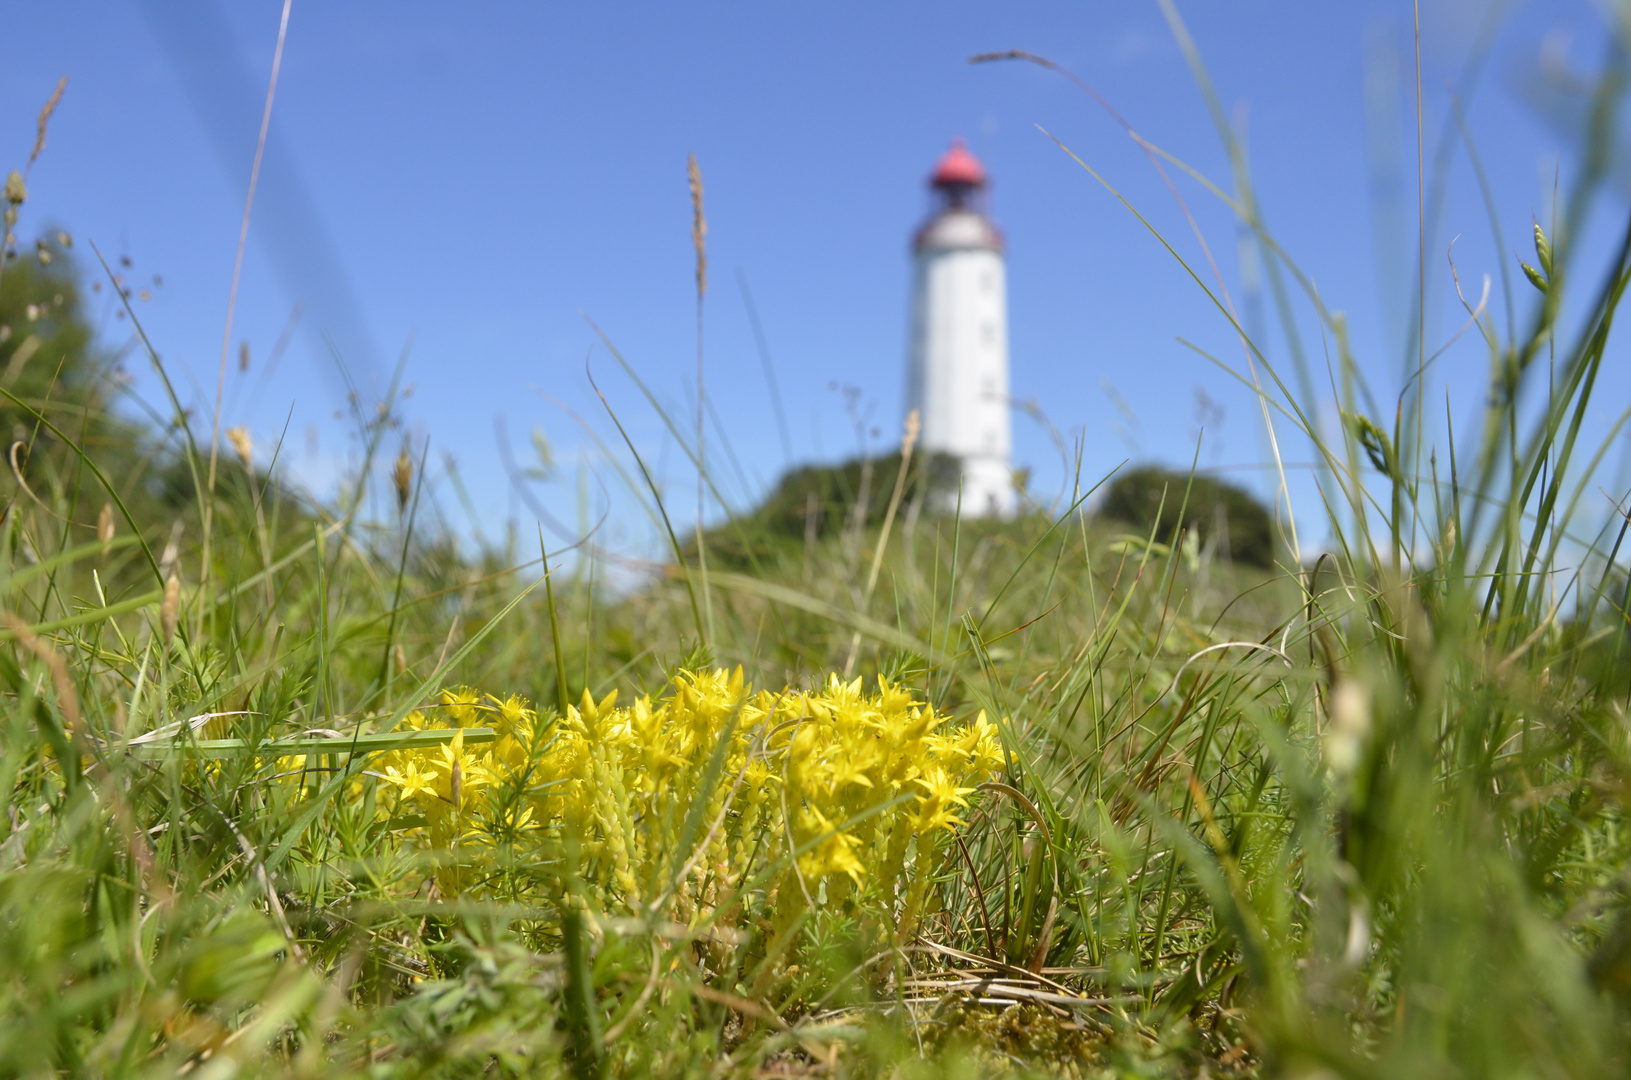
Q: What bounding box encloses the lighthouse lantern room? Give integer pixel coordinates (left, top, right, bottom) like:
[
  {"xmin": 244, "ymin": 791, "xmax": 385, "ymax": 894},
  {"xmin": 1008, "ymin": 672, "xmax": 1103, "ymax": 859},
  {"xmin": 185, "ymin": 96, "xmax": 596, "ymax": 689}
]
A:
[{"xmin": 906, "ymin": 138, "xmax": 1016, "ymax": 519}]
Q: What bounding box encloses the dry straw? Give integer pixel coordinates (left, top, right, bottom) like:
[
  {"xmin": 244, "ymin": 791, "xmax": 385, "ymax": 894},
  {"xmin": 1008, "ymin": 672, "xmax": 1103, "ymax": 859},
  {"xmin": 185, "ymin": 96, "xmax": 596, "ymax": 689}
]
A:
[{"xmin": 845, "ymin": 409, "xmax": 922, "ymax": 676}]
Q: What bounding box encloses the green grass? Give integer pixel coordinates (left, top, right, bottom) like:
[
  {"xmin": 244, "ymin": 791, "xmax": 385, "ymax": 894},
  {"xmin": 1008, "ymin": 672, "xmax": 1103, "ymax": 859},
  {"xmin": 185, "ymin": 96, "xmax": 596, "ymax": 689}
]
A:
[{"xmin": 5, "ymin": 11, "xmax": 1631, "ymax": 1077}]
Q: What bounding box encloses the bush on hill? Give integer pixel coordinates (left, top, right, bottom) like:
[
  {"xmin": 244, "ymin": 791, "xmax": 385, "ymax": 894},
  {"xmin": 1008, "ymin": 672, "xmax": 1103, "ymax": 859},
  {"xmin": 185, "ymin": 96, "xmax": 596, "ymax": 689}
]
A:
[
  {"xmin": 1100, "ymin": 464, "xmax": 1277, "ymax": 567},
  {"xmin": 696, "ymin": 448, "xmax": 962, "ymax": 568},
  {"xmin": 1, "ymin": 233, "xmax": 102, "ymax": 436}
]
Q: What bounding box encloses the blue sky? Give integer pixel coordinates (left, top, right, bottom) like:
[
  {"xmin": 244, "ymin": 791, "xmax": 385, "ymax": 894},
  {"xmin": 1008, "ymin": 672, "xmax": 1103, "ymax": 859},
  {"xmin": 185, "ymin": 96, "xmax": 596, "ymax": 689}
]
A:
[{"xmin": 3, "ymin": 1, "xmax": 1625, "ymax": 560}]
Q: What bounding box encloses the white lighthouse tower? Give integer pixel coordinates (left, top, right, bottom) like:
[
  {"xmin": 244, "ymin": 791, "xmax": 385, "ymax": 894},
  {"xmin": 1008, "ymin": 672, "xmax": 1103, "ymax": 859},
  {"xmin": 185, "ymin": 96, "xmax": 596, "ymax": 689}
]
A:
[{"xmin": 907, "ymin": 138, "xmax": 1015, "ymax": 518}]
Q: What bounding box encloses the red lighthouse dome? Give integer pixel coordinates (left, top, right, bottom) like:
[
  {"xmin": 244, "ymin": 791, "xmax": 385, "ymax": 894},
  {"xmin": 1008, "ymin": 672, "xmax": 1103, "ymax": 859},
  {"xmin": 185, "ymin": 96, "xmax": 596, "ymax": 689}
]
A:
[{"xmin": 930, "ymin": 138, "xmax": 986, "ymax": 188}]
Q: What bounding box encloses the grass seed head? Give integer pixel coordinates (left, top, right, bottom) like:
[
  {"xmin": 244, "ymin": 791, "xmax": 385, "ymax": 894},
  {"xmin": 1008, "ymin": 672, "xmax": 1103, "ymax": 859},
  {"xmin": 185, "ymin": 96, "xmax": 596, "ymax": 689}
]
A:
[
  {"xmin": 27, "ymin": 76, "xmax": 68, "ymax": 175},
  {"xmin": 160, "ymin": 574, "xmax": 180, "ymax": 645},
  {"xmin": 227, "ymin": 427, "xmax": 253, "ymax": 469},
  {"xmin": 1533, "ymin": 220, "xmax": 1553, "ymax": 277},
  {"xmin": 393, "ymin": 445, "xmax": 413, "ymax": 512},
  {"xmin": 1522, "ymin": 261, "xmax": 1548, "ymax": 294},
  {"xmin": 688, "ymin": 153, "xmax": 707, "ymax": 300},
  {"xmin": 1324, "ymin": 679, "xmax": 1371, "ymax": 779}
]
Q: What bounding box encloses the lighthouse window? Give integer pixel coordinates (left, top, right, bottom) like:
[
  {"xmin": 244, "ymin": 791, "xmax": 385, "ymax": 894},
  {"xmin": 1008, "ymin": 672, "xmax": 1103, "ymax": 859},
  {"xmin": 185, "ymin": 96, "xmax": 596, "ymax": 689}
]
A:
[
  {"xmin": 982, "ymin": 322, "xmax": 995, "ymax": 345},
  {"xmin": 981, "ymin": 271, "xmax": 993, "ymax": 292}
]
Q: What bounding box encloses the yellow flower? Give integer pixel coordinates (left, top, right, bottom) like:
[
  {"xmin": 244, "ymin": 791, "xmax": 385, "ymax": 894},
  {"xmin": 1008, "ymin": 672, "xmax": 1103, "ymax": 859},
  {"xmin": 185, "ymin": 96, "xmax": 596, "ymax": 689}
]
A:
[
  {"xmin": 382, "ymin": 759, "xmax": 437, "ymax": 803},
  {"xmin": 797, "ymin": 807, "xmax": 865, "ymax": 886},
  {"xmin": 359, "ymin": 669, "xmax": 996, "ymax": 918},
  {"xmin": 491, "ymin": 693, "xmax": 534, "ymax": 737},
  {"xmin": 912, "ymin": 766, "xmax": 974, "ymax": 834},
  {"xmin": 440, "ymin": 688, "xmax": 483, "ymax": 726},
  {"xmin": 429, "ymin": 728, "xmax": 491, "ymax": 809}
]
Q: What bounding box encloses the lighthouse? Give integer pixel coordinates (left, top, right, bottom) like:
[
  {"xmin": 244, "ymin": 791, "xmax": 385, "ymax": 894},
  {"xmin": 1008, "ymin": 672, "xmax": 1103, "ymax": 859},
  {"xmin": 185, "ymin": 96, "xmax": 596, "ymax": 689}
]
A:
[{"xmin": 906, "ymin": 138, "xmax": 1016, "ymax": 519}]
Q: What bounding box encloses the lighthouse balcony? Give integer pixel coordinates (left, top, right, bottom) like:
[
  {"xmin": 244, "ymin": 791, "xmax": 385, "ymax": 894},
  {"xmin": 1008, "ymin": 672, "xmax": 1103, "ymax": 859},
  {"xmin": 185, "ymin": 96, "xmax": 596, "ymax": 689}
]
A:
[{"xmin": 913, "ymin": 209, "xmax": 1005, "ymax": 254}]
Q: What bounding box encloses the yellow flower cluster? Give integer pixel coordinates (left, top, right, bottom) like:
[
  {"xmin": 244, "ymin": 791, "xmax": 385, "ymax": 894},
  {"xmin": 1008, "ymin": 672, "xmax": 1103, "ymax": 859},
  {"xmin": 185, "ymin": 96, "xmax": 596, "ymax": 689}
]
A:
[{"xmin": 374, "ymin": 669, "xmax": 1005, "ymax": 928}]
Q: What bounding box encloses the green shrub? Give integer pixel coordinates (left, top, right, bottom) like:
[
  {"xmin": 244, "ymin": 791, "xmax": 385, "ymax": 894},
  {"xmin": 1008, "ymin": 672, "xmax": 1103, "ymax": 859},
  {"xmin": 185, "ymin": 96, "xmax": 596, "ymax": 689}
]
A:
[
  {"xmin": 1100, "ymin": 464, "xmax": 1276, "ymax": 567},
  {"xmin": 0, "ymin": 233, "xmax": 96, "ymax": 410},
  {"xmin": 695, "ymin": 449, "xmax": 960, "ymax": 568}
]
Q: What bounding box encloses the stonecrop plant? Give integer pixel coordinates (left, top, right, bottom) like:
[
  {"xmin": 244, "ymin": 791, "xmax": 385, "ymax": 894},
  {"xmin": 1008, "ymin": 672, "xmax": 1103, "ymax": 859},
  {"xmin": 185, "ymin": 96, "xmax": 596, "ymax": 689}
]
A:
[{"xmin": 370, "ymin": 669, "xmax": 1006, "ymax": 944}]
